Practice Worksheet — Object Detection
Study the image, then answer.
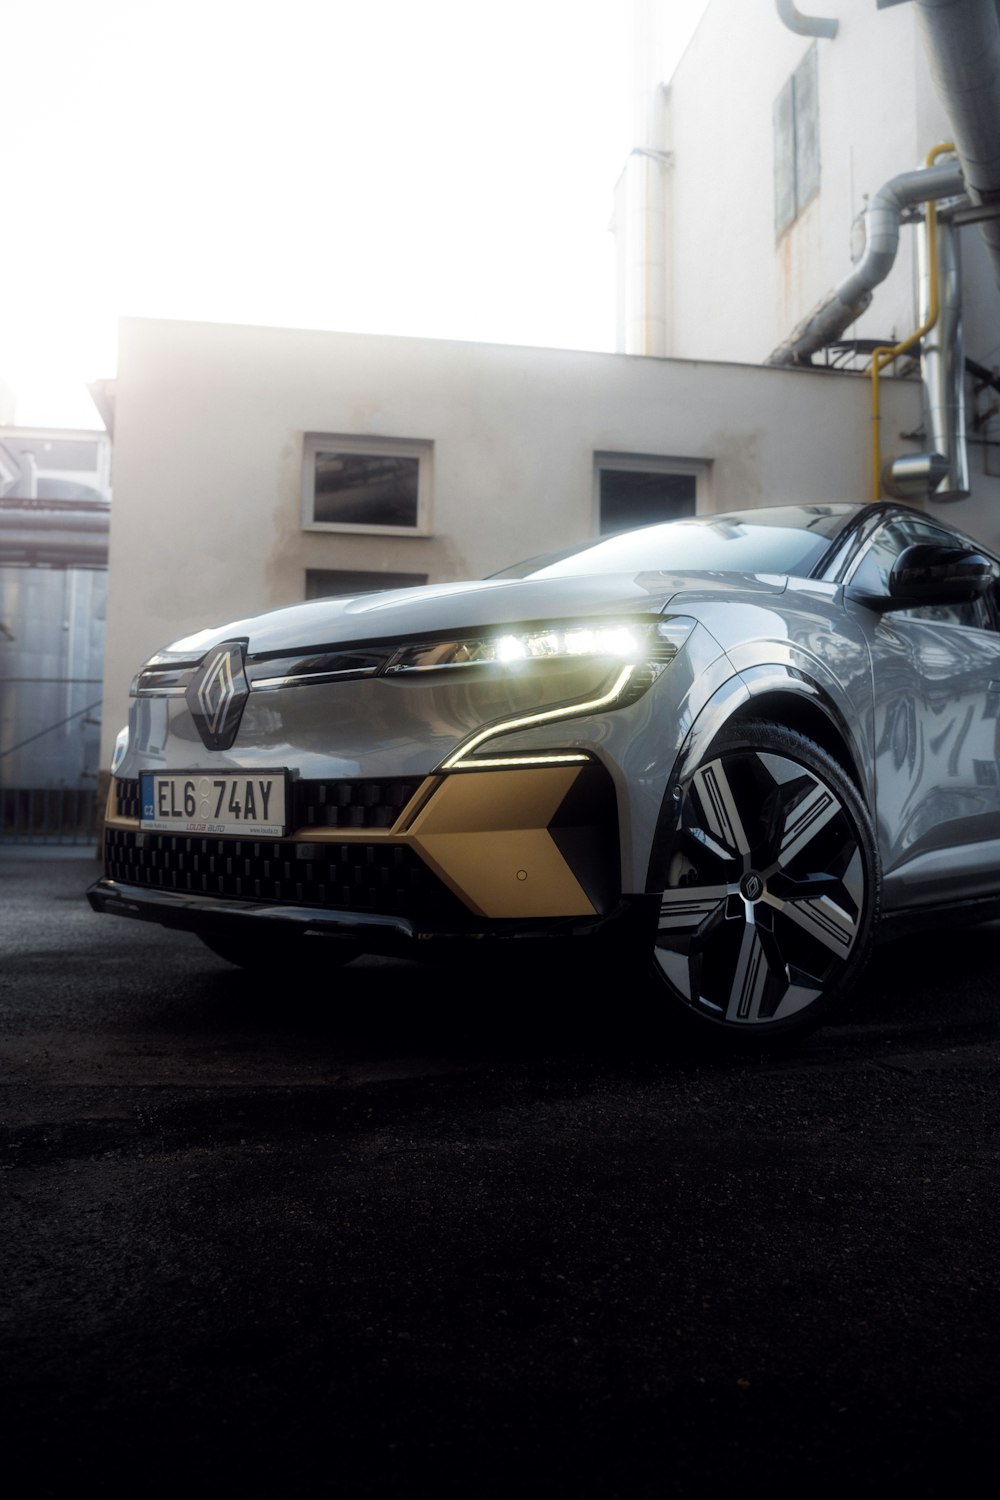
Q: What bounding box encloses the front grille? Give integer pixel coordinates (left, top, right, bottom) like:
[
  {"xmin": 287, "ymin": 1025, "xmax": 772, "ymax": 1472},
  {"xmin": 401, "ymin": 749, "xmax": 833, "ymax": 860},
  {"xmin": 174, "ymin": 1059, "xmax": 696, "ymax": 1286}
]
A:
[
  {"xmin": 103, "ymin": 827, "xmax": 467, "ymax": 919},
  {"xmin": 298, "ymin": 777, "xmax": 424, "ymax": 829},
  {"xmin": 112, "ymin": 775, "xmax": 424, "ymax": 830},
  {"xmin": 115, "ymin": 778, "xmax": 141, "ymax": 820}
]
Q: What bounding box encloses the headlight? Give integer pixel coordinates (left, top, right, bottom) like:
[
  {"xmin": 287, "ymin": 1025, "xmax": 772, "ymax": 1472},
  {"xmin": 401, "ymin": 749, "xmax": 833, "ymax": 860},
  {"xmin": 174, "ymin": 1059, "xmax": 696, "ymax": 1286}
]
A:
[
  {"xmin": 386, "ymin": 618, "xmax": 693, "ymax": 673},
  {"xmin": 437, "ymin": 616, "xmax": 696, "ymax": 769}
]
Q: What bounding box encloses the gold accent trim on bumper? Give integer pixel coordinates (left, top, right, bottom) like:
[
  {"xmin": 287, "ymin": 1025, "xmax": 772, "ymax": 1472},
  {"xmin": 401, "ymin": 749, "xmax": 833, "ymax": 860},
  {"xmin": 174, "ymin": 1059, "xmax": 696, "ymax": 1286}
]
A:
[
  {"xmin": 106, "ymin": 766, "xmax": 600, "ymax": 920},
  {"xmin": 404, "ymin": 768, "xmax": 594, "ymax": 918}
]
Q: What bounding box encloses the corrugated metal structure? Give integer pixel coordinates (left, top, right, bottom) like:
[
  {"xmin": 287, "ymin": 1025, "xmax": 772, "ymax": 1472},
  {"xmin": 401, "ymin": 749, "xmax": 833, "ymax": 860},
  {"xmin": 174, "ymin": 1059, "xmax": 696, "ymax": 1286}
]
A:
[{"xmin": 0, "ymin": 429, "xmax": 110, "ymax": 845}]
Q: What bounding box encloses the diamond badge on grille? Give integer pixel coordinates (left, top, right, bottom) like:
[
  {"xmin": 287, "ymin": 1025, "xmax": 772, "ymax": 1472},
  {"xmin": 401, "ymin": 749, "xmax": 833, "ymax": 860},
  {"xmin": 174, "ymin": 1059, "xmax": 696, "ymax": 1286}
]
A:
[{"xmin": 186, "ymin": 641, "xmax": 250, "ymax": 751}]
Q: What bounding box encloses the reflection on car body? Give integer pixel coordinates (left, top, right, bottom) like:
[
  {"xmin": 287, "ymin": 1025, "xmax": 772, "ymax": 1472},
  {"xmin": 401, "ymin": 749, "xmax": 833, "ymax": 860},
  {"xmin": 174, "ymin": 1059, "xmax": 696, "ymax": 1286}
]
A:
[{"xmin": 89, "ymin": 502, "xmax": 1000, "ymax": 1048}]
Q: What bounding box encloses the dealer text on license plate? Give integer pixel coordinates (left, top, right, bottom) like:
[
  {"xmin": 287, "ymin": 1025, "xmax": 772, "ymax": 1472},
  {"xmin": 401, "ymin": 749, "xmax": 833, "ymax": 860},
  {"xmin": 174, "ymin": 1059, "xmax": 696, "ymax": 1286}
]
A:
[{"xmin": 139, "ymin": 770, "xmax": 288, "ymax": 836}]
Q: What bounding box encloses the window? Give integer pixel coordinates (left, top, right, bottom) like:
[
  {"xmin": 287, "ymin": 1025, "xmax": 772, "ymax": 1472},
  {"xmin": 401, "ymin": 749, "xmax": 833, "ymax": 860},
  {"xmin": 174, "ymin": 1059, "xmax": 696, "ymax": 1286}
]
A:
[
  {"xmin": 774, "ymin": 44, "xmax": 819, "ymax": 236},
  {"xmin": 595, "ymin": 454, "xmax": 703, "ymax": 536},
  {"xmin": 302, "ymin": 435, "xmax": 432, "ymax": 535},
  {"xmin": 0, "ymin": 432, "xmax": 108, "ymax": 502},
  {"xmin": 305, "ymin": 569, "xmax": 427, "ymax": 600}
]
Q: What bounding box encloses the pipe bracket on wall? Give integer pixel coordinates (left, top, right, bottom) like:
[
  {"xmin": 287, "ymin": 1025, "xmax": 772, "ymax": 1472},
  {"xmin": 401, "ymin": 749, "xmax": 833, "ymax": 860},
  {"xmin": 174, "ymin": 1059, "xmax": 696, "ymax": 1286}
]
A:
[{"xmin": 775, "ymin": 1, "xmax": 839, "ymax": 41}]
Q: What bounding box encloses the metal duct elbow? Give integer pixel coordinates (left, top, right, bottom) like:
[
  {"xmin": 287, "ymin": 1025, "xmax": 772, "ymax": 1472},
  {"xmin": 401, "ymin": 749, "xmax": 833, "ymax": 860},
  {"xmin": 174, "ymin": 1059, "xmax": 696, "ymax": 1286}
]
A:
[
  {"xmin": 883, "ymin": 452, "xmax": 951, "ymax": 500},
  {"xmin": 775, "ymin": 2, "xmax": 838, "ymax": 41},
  {"xmin": 767, "ymin": 160, "xmax": 965, "ymax": 365}
]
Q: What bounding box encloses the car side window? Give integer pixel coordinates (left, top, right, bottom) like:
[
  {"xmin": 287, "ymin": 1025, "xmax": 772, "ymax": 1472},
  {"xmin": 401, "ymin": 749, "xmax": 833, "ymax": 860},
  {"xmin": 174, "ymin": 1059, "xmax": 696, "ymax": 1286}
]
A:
[{"xmin": 850, "ymin": 517, "xmax": 994, "ymax": 630}]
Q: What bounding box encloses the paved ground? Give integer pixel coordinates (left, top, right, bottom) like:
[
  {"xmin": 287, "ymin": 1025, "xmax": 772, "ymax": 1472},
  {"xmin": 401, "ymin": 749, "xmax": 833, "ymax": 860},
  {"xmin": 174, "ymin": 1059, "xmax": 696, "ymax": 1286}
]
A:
[{"xmin": 3, "ymin": 853, "xmax": 1000, "ymax": 1496}]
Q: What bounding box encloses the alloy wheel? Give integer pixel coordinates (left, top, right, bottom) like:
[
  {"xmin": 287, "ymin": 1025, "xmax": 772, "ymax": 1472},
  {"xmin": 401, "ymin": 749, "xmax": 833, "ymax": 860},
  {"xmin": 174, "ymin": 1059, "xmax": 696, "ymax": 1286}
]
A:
[{"xmin": 654, "ymin": 736, "xmax": 871, "ymax": 1031}]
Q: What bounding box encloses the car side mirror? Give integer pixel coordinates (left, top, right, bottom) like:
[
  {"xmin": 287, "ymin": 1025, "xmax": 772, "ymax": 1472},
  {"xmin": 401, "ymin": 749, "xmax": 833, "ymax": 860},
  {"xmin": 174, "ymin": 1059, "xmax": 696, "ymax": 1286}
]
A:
[
  {"xmin": 888, "ymin": 543, "xmax": 996, "ymax": 607},
  {"xmin": 847, "ymin": 542, "xmax": 997, "ymax": 613}
]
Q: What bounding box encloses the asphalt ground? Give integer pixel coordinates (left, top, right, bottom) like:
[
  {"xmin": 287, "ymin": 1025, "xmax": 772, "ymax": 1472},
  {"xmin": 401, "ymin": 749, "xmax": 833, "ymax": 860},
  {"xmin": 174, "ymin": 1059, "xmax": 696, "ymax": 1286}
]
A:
[{"xmin": 2, "ymin": 852, "xmax": 1000, "ymax": 1497}]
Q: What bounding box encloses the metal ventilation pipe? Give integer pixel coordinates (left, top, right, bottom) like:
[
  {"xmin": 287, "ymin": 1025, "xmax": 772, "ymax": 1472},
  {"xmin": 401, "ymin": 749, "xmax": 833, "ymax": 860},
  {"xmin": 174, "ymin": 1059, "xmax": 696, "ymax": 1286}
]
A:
[
  {"xmin": 913, "ymin": 0, "xmax": 1000, "ymax": 290},
  {"xmin": 0, "ymin": 504, "xmax": 110, "ymax": 567},
  {"xmin": 766, "ymin": 160, "xmax": 965, "ymax": 366},
  {"xmin": 918, "ymin": 215, "xmax": 970, "ymax": 499},
  {"xmin": 883, "ymin": 451, "xmax": 951, "ymax": 499},
  {"xmin": 775, "ymin": 1, "xmax": 838, "ymax": 40}
]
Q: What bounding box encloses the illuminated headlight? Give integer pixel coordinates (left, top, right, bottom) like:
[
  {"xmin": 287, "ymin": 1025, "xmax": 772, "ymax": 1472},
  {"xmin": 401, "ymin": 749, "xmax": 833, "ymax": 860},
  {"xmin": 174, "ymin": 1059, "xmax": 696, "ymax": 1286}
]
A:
[
  {"xmin": 387, "ymin": 618, "xmax": 693, "ymax": 673},
  {"xmin": 110, "ymin": 725, "xmax": 129, "ymax": 775},
  {"xmin": 436, "ymin": 616, "xmax": 696, "ymax": 770},
  {"xmin": 496, "ymin": 625, "xmax": 642, "ymax": 662}
]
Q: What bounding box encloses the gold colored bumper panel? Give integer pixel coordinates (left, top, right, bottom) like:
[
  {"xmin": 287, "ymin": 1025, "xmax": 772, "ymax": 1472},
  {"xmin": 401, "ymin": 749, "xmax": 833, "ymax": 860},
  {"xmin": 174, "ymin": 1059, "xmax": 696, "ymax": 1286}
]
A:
[
  {"xmin": 403, "ymin": 767, "xmax": 597, "ymax": 918},
  {"xmin": 104, "ymin": 762, "xmax": 619, "ymax": 921}
]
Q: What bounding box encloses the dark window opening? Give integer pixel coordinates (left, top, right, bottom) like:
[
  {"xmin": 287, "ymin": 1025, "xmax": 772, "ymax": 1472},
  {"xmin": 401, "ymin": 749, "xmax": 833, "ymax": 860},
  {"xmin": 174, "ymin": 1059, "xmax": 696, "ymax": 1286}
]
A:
[
  {"xmin": 313, "ymin": 452, "xmax": 419, "ymax": 528},
  {"xmin": 599, "ymin": 469, "xmax": 697, "ymax": 536},
  {"xmin": 305, "ymin": 569, "xmax": 427, "ymax": 600}
]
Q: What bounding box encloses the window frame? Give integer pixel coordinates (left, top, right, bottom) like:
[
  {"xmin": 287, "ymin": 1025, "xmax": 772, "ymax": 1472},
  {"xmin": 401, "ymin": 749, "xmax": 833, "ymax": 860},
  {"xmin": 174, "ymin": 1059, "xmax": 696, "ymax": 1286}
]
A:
[
  {"xmin": 593, "ymin": 452, "xmax": 708, "ymax": 537},
  {"xmin": 301, "ymin": 433, "xmax": 433, "ymax": 537},
  {"xmin": 773, "ymin": 43, "xmax": 820, "ymax": 238}
]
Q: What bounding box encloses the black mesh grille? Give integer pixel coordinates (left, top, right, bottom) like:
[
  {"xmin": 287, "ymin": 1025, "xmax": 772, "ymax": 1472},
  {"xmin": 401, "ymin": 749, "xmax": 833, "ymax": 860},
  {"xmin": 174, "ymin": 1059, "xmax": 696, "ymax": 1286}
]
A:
[
  {"xmin": 115, "ymin": 778, "xmax": 141, "ymax": 820},
  {"xmin": 103, "ymin": 827, "xmax": 466, "ymax": 919},
  {"xmin": 297, "ymin": 777, "xmax": 424, "ymax": 829},
  {"xmin": 112, "ymin": 776, "xmax": 424, "ymax": 831}
]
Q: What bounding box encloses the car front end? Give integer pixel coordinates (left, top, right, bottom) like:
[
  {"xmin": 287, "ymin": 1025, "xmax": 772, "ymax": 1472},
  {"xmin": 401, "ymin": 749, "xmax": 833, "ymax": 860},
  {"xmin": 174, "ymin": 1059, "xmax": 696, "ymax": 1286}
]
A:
[{"xmin": 88, "ymin": 572, "xmax": 728, "ymax": 962}]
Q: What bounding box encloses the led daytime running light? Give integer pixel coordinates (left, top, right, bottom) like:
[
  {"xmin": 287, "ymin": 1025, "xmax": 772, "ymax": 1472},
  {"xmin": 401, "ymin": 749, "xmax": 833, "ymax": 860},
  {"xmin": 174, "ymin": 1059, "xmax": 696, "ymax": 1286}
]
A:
[
  {"xmin": 455, "ymin": 753, "xmax": 591, "ymax": 769},
  {"xmin": 388, "ymin": 621, "xmax": 675, "ymax": 673},
  {"xmin": 441, "ymin": 664, "xmax": 637, "ymax": 770}
]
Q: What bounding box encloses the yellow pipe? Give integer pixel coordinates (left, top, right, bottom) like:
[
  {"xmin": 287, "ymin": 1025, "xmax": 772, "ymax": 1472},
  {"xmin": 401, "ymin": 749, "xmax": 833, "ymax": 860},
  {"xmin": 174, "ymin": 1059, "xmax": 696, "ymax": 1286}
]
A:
[
  {"xmin": 868, "ymin": 142, "xmax": 955, "ymax": 502},
  {"xmin": 644, "ymin": 175, "xmax": 652, "ymax": 356}
]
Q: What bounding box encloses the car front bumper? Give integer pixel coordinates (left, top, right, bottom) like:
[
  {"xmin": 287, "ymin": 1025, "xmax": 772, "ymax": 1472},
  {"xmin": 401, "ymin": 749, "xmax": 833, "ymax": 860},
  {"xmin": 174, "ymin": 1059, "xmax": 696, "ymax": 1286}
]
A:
[
  {"xmin": 85, "ymin": 874, "xmax": 656, "ymax": 957},
  {"xmin": 90, "ymin": 758, "xmax": 658, "ymax": 954}
]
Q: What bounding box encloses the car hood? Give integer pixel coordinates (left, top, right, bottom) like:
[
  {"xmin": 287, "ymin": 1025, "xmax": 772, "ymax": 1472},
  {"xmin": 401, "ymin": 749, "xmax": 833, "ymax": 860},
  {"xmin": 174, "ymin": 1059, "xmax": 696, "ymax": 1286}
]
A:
[{"xmin": 156, "ymin": 570, "xmax": 789, "ymax": 660}]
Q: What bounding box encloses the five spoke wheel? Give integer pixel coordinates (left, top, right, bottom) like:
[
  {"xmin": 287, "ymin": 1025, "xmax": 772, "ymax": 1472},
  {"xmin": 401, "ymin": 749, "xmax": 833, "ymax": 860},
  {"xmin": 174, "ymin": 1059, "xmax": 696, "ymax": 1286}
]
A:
[{"xmin": 653, "ymin": 722, "xmax": 877, "ymax": 1038}]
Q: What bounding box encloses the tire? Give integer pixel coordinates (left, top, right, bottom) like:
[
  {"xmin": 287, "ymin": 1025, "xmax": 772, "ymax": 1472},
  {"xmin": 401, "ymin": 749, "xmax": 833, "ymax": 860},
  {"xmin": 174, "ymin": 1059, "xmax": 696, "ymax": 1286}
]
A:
[
  {"xmin": 651, "ymin": 719, "xmax": 879, "ymax": 1045},
  {"xmin": 198, "ymin": 929, "xmax": 362, "ymax": 971}
]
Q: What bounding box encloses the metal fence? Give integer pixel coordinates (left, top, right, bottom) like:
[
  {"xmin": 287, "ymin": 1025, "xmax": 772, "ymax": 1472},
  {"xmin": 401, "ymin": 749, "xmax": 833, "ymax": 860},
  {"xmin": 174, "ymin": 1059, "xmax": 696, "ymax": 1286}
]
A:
[{"xmin": 1, "ymin": 786, "xmax": 99, "ymax": 846}]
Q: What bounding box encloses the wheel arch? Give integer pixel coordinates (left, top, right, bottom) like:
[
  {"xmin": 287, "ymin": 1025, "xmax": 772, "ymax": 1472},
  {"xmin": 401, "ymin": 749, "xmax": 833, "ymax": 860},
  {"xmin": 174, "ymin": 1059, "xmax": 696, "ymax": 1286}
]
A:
[
  {"xmin": 725, "ymin": 688, "xmax": 865, "ymax": 794},
  {"xmin": 645, "ymin": 667, "xmax": 869, "ymax": 895}
]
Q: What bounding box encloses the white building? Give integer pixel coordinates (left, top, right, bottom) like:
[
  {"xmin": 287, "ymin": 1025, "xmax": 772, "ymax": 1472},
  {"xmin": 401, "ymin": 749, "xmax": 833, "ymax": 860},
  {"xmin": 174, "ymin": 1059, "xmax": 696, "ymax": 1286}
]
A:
[
  {"xmin": 617, "ymin": 0, "xmax": 999, "ymax": 362},
  {"xmin": 615, "ymin": 0, "xmax": 1000, "ymax": 511},
  {"xmin": 99, "ymin": 315, "xmax": 916, "ymax": 760},
  {"xmin": 97, "ymin": 0, "xmax": 1000, "ymax": 767}
]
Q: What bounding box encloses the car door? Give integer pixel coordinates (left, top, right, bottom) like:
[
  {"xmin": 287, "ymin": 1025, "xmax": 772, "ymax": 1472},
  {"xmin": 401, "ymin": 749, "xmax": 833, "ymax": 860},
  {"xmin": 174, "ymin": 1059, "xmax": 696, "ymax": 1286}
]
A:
[{"xmin": 846, "ymin": 514, "xmax": 1000, "ymax": 911}]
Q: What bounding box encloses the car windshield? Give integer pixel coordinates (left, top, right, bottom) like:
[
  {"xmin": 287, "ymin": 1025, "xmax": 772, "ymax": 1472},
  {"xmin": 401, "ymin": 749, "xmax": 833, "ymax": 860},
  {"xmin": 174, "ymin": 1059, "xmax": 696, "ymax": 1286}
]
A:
[{"xmin": 494, "ymin": 505, "xmax": 862, "ymax": 581}]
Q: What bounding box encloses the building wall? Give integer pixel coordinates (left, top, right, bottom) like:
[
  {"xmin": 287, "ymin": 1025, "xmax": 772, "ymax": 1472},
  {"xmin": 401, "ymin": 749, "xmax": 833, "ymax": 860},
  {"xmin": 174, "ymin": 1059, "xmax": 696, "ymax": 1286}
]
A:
[
  {"xmin": 625, "ymin": 0, "xmax": 998, "ymax": 379},
  {"xmin": 101, "ymin": 313, "xmax": 923, "ymax": 760}
]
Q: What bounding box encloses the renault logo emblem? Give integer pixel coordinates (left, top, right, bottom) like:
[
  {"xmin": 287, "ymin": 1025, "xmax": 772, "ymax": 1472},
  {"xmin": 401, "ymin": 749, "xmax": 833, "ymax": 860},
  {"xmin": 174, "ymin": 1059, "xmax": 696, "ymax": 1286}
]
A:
[
  {"xmin": 740, "ymin": 871, "xmax": 765, "ymax": 903},
  {"xmin": 186, "ymin": 641, "xmax": 250, "ymax": 751}
]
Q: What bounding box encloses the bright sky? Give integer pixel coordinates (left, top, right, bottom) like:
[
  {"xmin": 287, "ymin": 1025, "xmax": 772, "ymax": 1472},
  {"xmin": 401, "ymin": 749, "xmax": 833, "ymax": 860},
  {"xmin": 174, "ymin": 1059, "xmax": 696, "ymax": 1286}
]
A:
[{"xmin": 1, "ymin": 0, "xmax": 708, "ymax": 429}]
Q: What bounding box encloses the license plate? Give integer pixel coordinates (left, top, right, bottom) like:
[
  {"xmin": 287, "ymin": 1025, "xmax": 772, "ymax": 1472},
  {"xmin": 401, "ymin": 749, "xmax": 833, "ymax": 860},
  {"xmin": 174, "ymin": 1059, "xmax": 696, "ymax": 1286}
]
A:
[{"xmin": 139, "ymin": 770, "xmax": 288, "ymax": 836}]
